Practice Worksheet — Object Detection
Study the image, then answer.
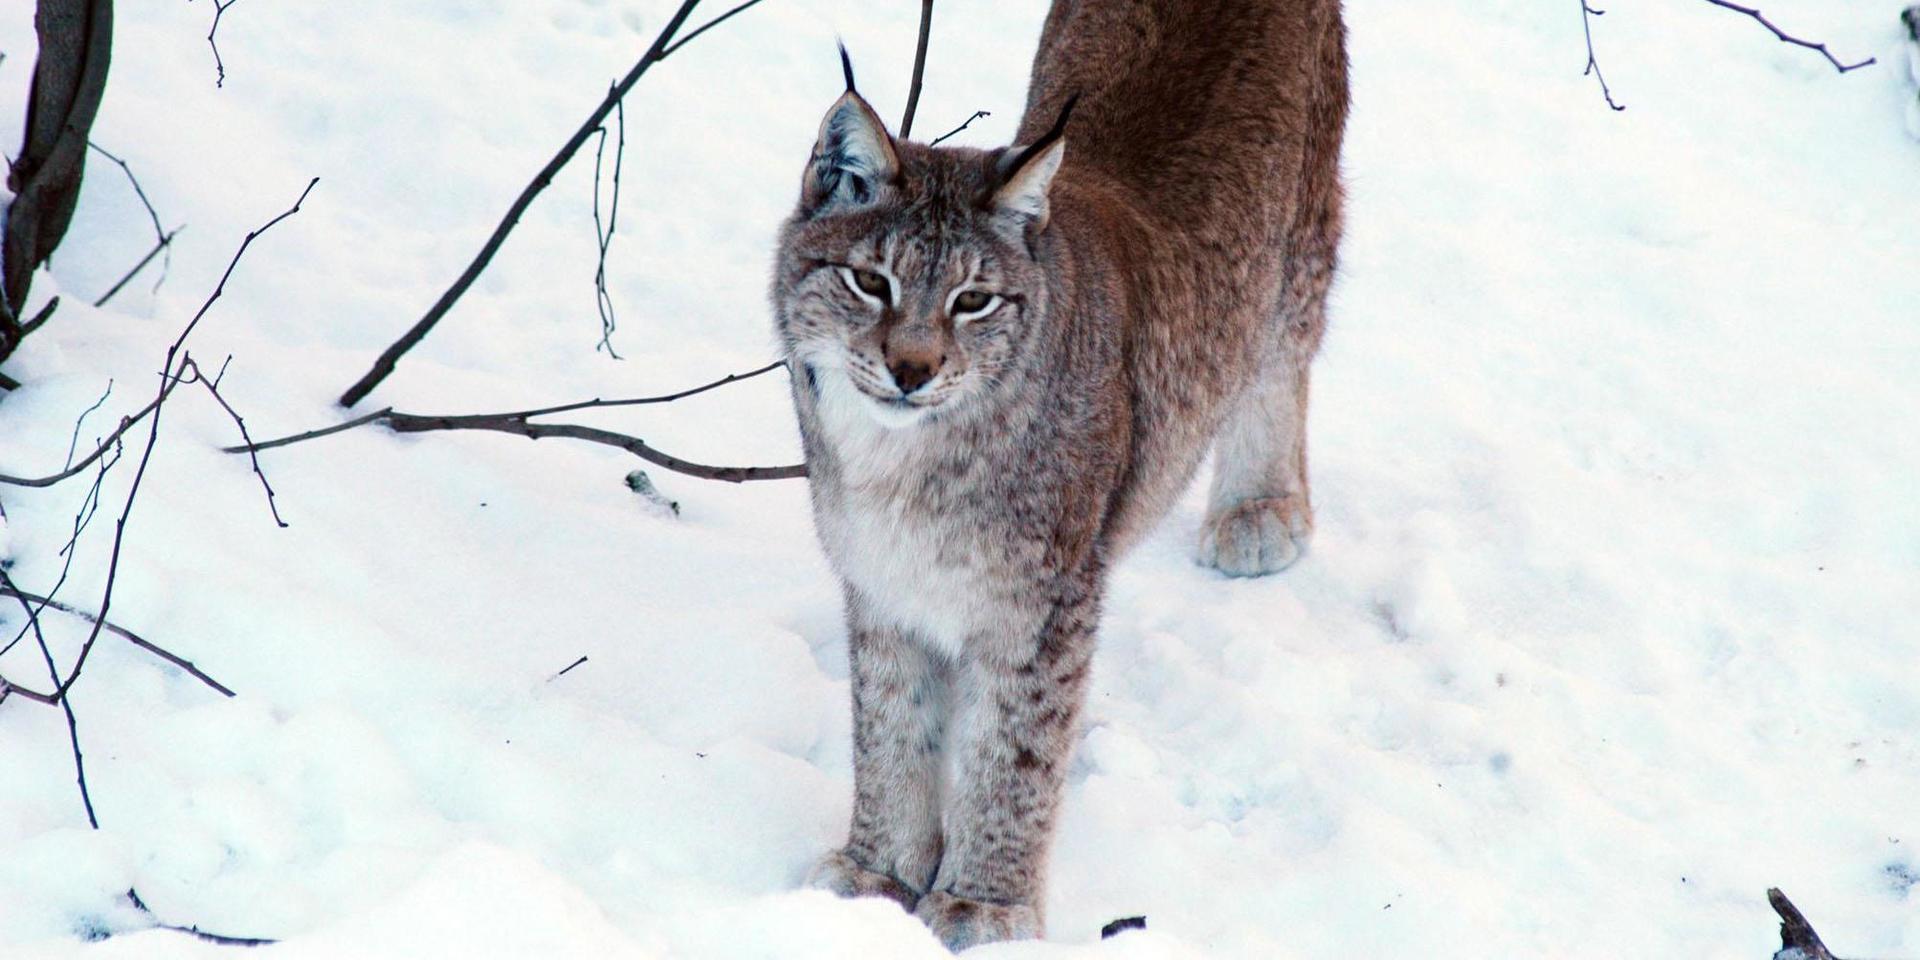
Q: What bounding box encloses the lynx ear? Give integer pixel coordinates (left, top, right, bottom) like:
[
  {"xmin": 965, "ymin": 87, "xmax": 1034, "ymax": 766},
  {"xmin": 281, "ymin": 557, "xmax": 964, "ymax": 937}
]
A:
[
  {"xmin": 989, "ymin": 95, "xmax": 1076, "ymax": 234},
  {"xmin": 803, "ymin": 91, "xmax": 900, "ymax": 215}
]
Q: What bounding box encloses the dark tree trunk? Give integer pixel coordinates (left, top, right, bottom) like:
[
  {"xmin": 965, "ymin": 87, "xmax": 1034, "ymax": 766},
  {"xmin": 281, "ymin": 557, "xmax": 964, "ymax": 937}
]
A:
[{"xmin": 1, "ymin": 0, "xmax": 113, "ymax": 372}]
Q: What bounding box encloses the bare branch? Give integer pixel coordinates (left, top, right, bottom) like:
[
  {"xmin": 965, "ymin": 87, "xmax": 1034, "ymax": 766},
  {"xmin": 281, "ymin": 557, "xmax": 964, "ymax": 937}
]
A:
[
  {"xmin": 591, "ymin": 88, "xmax": 627, "ymax": 358},
  {"xmin": 228, "ymin": 405, "xmax": 806, "ymax": 484},
  {"xmin": 86, "ymin": 142, "xmax": 168, "ymax": 241},
  {"xmin": 1580, "ymin": 0, "xmax": 1876, "ymax": 113},
  {"xmin": 439, "ymin": 358, "xmax": 787, "ymax": 421},
  {"xmin": 1579, "ymin": 2, "xmax": 1626, "ymax": 111},
  {"xmin": 125, "ymin": 889, "xmax": 277, "ymax": 947},
  {"xmin": 83, "ymin": 142, "xmax": 184, "ymax": 306},
  {"xmin": 0, "ymin": 676, "xmax": 60, "ymax": 705},
  {"xmin": 900, "ymin": 0, "xmax": 935, "ymax": 139},
  {"xmin": 3, "ymin": 434, "xmax": 122, "ymax": 662},
  {"xmin": 0, "ymin": 566, "xmax": 97, "ymax": 825},
  {"xmin": 63, "ymin": 379, "xmax": 114, "ymax": 470},
  {"xmin": 195, "ymin": 0, "xmax": 240, "ymax": 88},
  {"xmin": 659, "ymin": 0, "xmax": 772, "ymax": 59},
  {"xmin": 0, "ymin": 586, "xmax": 236, "ymax": 697},
  {"xmin": 182, "ymin": 354, "xmax": 287, "ymax": 527},
  {"xmin": 223, "ymin": 406, "xmax": 393, "ymax": 455},
  {"xmin": 52, "ymin": 177, "xmax": 316, "ymax": 702},
  {"xmin": 337, "ymin": 0, "xmax": 736, "ymax": 408},
  {"xmin": 1, "ymin": 568, "xmax": 59, "ymax": 698},
  {"xmin": 1702, "ymin": 1, "xmax": 1875, "ymax": 73},
  {"xmin": 93, "ymin": 230, "xmax": 181, "ymax": 308},
  {"xmin": 384, "ymin": 412, "xmax": 807, "ymax": 483},
  {"xmin": 239, "ymin": 361, "xmax": 804, "ymax": 483},
  {"xmin": 248, "ymin": 360, "xmax": 784, "ymax": 455},
  {"xmin": 56, "ymin": 690, "xmax": 96, "ymax": 826},
  {"xmin": 0, "ymin": 395, "xmax": 160, "ymax": 487},
  {"xmin": 930, "ymin": 110, "xmax": 990, "ymax": 146}
]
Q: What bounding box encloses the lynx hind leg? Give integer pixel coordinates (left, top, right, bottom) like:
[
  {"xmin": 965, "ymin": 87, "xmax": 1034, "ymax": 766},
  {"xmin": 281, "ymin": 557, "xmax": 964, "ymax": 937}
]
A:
[
  {"xmin": 1200, "ymin": 58, "xmax": 1342, "ymax": 578},
  {"xmin": 1197, "ymin": 350, "xmax": 1315, "ymax": 577}
]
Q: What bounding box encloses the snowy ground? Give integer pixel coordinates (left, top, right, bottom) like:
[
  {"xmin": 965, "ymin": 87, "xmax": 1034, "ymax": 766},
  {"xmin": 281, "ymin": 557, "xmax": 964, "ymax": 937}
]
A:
[{"xmin": 2, "ymin": 1, "xmax": 1917, "ymax": 957}]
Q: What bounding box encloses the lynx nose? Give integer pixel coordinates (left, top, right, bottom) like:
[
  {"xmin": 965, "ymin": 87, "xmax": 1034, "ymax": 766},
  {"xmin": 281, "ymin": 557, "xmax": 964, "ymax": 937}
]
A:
[{"xmin": 888, "ymin": 355, "xmax": 941, "ymax": 394}]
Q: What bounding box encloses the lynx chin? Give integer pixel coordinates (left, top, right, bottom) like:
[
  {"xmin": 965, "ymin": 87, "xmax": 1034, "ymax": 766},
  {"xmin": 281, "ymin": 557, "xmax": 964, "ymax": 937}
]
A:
[{"xmin": 771, "ymin": 0, "xmax": 1348, "ymax": 949}]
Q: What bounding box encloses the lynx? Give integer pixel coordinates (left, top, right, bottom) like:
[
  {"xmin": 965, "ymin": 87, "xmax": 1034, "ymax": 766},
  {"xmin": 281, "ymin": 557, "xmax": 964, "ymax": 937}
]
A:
[{"xmin": 771, "ymin": 0, "xmax": 1348, "ymax": 949}]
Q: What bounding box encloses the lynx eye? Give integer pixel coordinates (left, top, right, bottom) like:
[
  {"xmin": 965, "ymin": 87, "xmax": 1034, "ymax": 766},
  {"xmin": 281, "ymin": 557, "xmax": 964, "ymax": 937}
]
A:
[
  {"xmin": 837, "ymin": 266, "xmax": 892, "ymax": 304},
  {"xmin": 949, "ymin": 288, "xmax": 1001, "ymax": 321}
]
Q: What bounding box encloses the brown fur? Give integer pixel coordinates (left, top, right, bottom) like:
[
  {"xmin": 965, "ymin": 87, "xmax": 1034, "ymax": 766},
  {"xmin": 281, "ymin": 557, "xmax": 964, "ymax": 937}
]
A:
[{"xmin": 773, "ymin": 0, "xmax": 1347, "ymax": 949}]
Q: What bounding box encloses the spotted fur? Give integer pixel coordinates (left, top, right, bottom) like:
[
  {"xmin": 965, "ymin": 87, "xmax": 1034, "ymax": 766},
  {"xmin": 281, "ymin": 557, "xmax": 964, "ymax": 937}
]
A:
[{"xmin": 775, "ymin": 1, "xmax": 1348, "ymax": 949}]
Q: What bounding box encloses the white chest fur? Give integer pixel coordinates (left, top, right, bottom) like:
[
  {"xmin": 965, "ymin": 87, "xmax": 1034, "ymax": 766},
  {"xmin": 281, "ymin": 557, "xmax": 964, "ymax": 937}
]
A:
[{"xmin": 810, "ymin": 368, "xmax": 1004, "ymax": 658}]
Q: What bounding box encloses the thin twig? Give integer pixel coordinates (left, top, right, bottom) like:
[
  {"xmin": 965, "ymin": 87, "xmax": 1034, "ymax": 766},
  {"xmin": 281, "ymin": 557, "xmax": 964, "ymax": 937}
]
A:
[
  {"xmin": 52, "ymin": 178, "xmax": 317, "ymax": 702},
  {"xmin": 552, "ymin": 655, "xmax": 589, "ymax": 680},
  {"xmin": 1579, "ymin": 2, "xmax": 1626, "ymax": 111},
  {"xmin": 224, "ymin": 407, "xmax": 394, "ymax": 455},
  {"xmin": 338, "ymin": 0, "xmax": 757, "ymax": 408},
  {"xmin": 930, "ymin": 110, "xmax": 990, "ymax": 146},
  {"xmin": 243, "ymin": 360, "xmax": 784, "ymax": 454},
  {"xmin": 1701, "ymin": 0, "xmax": 1875, "ymax": 72},
  {"xmin": 0, "ymin": 587, "xmax": 236, "ymax": 697},
  {"xmin": 125, "ymin": 889, "xmax": 277, "ymax": 947},
  {"xmin": 58, "ymin": 691, "xmax": 96, "ymax": 826},
  {"xmin": 659, "ymin": 0, "xmax": 772, "ymax": 59},
  {"xmin": 0, "ymin": 677, "xmax": 60, "ymax": 705},
  {"xmin": 183, "ymin": 354, "xmax": 287, "ymax": 527},
  {"xmin": 197, "ymin": 0, "xmax": 239, "ymax": 87},
  {"xmin": 65, "ymin": 380, "xmax": 115, "ymax": 470},
  {"xmin": 0, "ymin": 567, "xmax": 97, "ymax": 826},
  {"xmin": 93, "ymin": 230, "xmax": 181, "ymax": 308},
  {"xmin": 237, "ymin": 362, "xmax": 804, "ymax": 482},
  {"xmin": 434, "ymin": 358, "xmax": 786, "ymax": 421},
  {"xmin": 56, "ymin": 443, "xmax": 117, "ymax": 566},
  {"xmin": 86, "ymin": 143, "xmax": 169, "ymax": 241},
  {"xmin": 384, "ymin": 413, "xmax": 806, "ymax": 483},
  {"xmin": 899, "ymin": 0, "xmax": 935, "ymax": 139},
  {"xmin": 591, "ymin": 88, "xmax": 627, "ymax": 358},
  {"xmin": 230, "ymin": 405, "xmax": 806, "ymax": 484},
  {"xmin": 2, "ymin": 434, "xmax": 122, "ymax": 661},
  {"xmin": 2, "ymin": 566, "xmax": 59, "ymax": 694},
  {"xmin": 0, "ymin": 394, "xmax": 157, "ymax": 488}
]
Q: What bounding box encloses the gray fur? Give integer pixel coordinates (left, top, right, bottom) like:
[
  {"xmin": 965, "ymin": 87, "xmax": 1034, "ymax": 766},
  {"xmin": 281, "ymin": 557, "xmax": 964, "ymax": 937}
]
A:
[{"xmin": 774, "ymin": 1, "xmax": 1349, "ymax": 949}]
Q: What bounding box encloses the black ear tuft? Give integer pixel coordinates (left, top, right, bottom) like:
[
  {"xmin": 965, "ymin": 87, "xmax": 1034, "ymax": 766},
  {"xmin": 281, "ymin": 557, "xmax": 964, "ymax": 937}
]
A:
[
  {"xmin": 1003, "ymin": 94, "xmax": 1078, "ymax": 178},
  {"xmin": 985, "ymin": 92, "xmax": 1075, "ymax": 235},
  {"xmin": 839, "ymin": 41, "xmax": 856, "ymax": 92}
]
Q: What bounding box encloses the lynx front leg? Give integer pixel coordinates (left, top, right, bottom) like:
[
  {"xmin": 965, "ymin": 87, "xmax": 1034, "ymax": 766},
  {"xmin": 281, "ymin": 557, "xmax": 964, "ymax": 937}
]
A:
[
  {"xmin": 1197, "ymin": 344, "xmax": 1314, "ymax": 577},
  {"xmin": 917, "ymin": 601, "xmax": 1097, "ymax": 950},
  {"xmin": 809, "ymin": 599, "xmax": 950, "ymax": 912}
]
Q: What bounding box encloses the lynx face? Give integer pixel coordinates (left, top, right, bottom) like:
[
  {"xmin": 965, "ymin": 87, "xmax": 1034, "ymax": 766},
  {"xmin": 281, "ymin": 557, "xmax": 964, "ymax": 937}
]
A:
[{"xmin": 775, "ymin": 92, "xmax": 1065, "ymax": 429}]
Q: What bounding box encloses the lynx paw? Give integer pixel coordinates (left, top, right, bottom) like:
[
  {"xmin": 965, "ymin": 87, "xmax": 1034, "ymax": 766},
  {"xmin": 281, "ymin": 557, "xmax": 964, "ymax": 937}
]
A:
[
  {"xmin": 1196, "ymin": 496, "xmax": 1311, "ymax": 577},
  {"xmin": 806, "ymin": 850, "xmax": 919, "ymax": 912},
  {"xmin": 914, "ymin": 891, "xmax": 1041, "ymax": 952}
]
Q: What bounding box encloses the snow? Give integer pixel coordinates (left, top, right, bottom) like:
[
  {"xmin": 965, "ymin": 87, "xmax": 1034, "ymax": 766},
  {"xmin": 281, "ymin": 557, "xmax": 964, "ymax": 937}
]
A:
[{"xmin": 2, "ymin": 0, "xmax": 1917, "ymax": 957}]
